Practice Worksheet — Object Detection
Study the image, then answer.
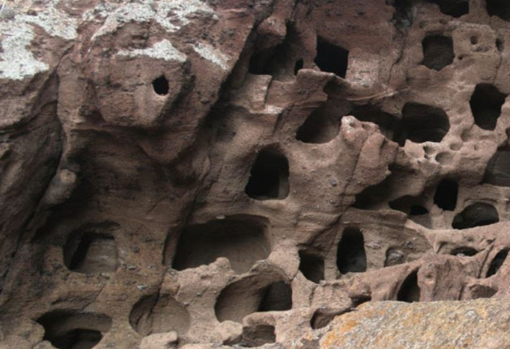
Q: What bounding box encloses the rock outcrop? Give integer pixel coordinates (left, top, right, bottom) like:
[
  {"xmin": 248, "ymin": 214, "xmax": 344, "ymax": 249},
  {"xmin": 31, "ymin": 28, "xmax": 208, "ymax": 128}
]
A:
[{"xmin": 1, "ymin": 0, "xmax": 510, "ymax": 348}]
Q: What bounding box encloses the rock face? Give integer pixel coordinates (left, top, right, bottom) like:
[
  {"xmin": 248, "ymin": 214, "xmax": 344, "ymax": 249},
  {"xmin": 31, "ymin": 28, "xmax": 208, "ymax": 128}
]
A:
[{"xmin": 1, "ymin": 0, "xmax": 510, "ymax": 348}]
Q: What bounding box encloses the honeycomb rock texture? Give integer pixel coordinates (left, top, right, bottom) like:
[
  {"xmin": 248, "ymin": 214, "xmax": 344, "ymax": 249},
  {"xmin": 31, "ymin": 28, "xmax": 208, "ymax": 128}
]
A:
[{"xmin": 1, "ymin": 0, "xmax": 510, "ymax": 348}]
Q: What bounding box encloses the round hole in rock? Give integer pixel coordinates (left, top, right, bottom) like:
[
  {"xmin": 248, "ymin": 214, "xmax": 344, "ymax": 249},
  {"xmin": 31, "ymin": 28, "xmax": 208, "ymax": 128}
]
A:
[
  {"xmin": 37, "ymin": 311, "xmax": 112, "ymax": 349},
  {"xmin": 152, "ymin": 75, "xmax": 169, "ymax": 96},
  {"xmin": 427, "ymin": 0, "xmax": 469, "ymax": 17},
  {"xmin": 294, "ymin": 59, "xmax": 304, "ymax": 75},
  {"xmin": 396, "ymin": 103, "xmax": 450, "ymax": 145},
  {"xmin": 385, "ymin": 248, "xmax": 406, "ymax": 267},
  {"xmin": 298, "ymin": 251, "xmax": 325, "ymax": 283},
  {"xmin": 245, "ymin": 148, "xmax": 290, "ymax": 200},
  {"xmin": 452, "ymin": 202, "xmax": 499, "ymax": 230},
  {"xmin": 487, "ymin": 249, "xmax": 509, "ymax": 277},
  {"xmin": 451, "ymin": 247, "xmax": 478, "ymax": 256},
  {"xmin": 483, "ymin": 147, "xmax": 510, "ymax": 187},
  {"xmin": 296, "ymin": 104, "xmax": 342, "ymax": 144},
  {"xmin": 434, "ymin": 179, "xmax": 458, "ymax": 211},
  {"xmin": 337, "ymin": 228, "xmax": 367, "ymax": 274},
  {"xmin": 314, "ymin": 37, "xmax": 349, "ymax": 78},
  {"xmin": 171, "ymin": 216, "xmax": 271, "ymax": 274},
  {"xmin": 215, "ymin": 278, "xmax": 292, "ymax": 323},
  {"xmin": 422, "ymin": 35, "xmax": 454, "ymax": 71},
  {"xmin": 486, "ymin": 0, "xmax": 510, "ymax": 22},
  {"xmin": 240, "ymin": 325, "xmax": 276, "ymax": 347},
  {"xmin": 129, "ymin": 294, "xmax": 190, "ymax": 337},
  {"xmin": 349, "ymin": 106, "xmax": 400, "ymax": 142},
  {"xmin": 63, "ymin": 230, "xmax": 119, "ymax": 274},
  {"xmin": 397, "ymin": 270, "xmax": 421, "ymax": 302},
  {"xmin": 470, "ymin": 83, "xmax": 507, "ymax": 131}
]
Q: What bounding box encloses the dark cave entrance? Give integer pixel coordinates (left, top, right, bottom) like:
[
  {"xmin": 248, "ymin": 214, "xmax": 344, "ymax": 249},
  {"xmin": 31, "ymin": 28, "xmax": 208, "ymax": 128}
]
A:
[
  {"xmin": 152, "ymin": 75, "xmax": 169, "ymax": 95},
  {"xmin": 63, "ymin": 232, "xmax": 119, "ymax": 274},
  {"xmin": 299, "ymin": 251, "xmax": 325, "ymax": 283},
  {"xmin": 314, "ymin": 38, "xmax": 349, "ymax": 78},
  {"xmin": 396, "ymin": 103, "xmax": 450, "ymax": 145},
  {"xmin": 434, "ymin": 179, "xmax": 458, "ymax": 211},
  {"xmin": 484, "ymin": 147, "xmax": 510, "ymax": 186},
  {"xmin": 487, "ymin": 249, "xmax": 509, "ymax": 277},
  {"xmin": 422, "ymin": 35, "xmax": 454, "ymax": 71},
  {"xmin": 452, "ymin": 203, "xmax": 499, "ymax": 229},
  {"xmin": 296, "ymin": 104, "xmax": 342, "ymax": 144},
  {"xmin": 245, "ymin": 149, "xmax": 290, "ymax": 200},
  {"xmin": 397, "ymin": 271, "xmax": 421, "ymax": 302},
  {"xmin": 486, "ymin": 0, "xmax": 510, "ymax": 22},
  {"xmin": 337, "ymin": 228, "xmax": 367, "ymax": 274},
  {"xmin": 470, "ymin": 83, "xmax": 507, "ymax": 131}
]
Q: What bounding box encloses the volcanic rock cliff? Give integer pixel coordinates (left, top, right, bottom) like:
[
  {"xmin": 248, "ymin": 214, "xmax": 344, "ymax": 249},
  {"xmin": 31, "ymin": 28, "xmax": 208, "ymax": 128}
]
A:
[{"xmin": 1, "ymin": 0, "xmax": 510, "ymax": 348}]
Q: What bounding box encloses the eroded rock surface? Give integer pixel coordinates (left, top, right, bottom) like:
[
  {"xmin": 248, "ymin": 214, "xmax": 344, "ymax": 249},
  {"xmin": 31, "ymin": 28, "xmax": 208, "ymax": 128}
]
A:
[{"xmin": 1, "ymin": 0, "xmax": 510, "ymax": 348}]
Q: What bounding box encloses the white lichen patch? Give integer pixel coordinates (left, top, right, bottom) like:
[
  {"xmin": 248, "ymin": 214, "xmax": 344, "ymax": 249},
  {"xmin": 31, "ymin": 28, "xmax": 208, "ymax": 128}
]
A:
[
  {"xmin": 192, "ymin": 43, "xmax": 230, "ymax": 71},
  {"xmin": 89, "ymin": 0, "xmax": 218, "ymax": 39},
  {"xmin": 117, "ymin": 40, "xmax": 186, "ymax": 62},
  {"xmin": 0, "ymin": 0, "xmax": 77, "ymax": 80}
]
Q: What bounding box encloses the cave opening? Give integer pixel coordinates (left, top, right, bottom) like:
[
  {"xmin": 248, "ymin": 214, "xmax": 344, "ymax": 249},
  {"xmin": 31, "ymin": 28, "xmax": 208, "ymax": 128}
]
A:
[
  {"xmin": 298, "ymin": 251, "xmax": 325, "ymax": 283},
  {"xmin": 258, "ymin": 281, "xmax": 293, "ymax": 312},
  {"xmin": 296, "ymin": 104, "xmax": 342, "ymax": 144},
  {"xmin": 171, "ymin": 217, "xmax": 271, "ymax": 274},
  {"xmin": 434, "ymin": 179, "xmax": 458, "ymax": 211},
  {"xmin": 294, "ymin": 59, "xmax": 304, "ymax": 75},
  {"xmin": 129, "ymin": 294, "xmax": 190, "ymax": 337},
  {"xmin": 483, "ymin": 147, "xmax": 510, "ymax": 186},
  {"xmin": 245, "ymin": 149, "xmax": 289, "ymax": 200},
  {"xmin": 486, "ymin": 0, "xmax": 510, "ymax": 22},
  {"xmin": 451, "ymin": 247, "xmax": 478, "ymax": 256},
  {"xmin": 427, "ymin": 0, "xmax": 469, "ymax": 18},
  {"xmin": 397, "ymin": 271, "xmax": 421, "ymax": 302},
  {"xmin": 422, "ymin": 35, "xmax": 454, "ymax": 71},
  {"xmin": 314, "ymin": 38, "xmax": 349, "ymax": 78},
  {"xmin": 396, "ymin": 103, "xmax": 450, "ymax": 145},
  {"xmin": 452, "ymin": 202, "xmax": 499, "ymax": 229},
  {"xmin": 337, "ymin": 228, "xmax": 367, "ymax": 274},
  {"xmin": 63, "ymin": 231, "xmax": 119, "ymax": 274},
  {"xmin": 410, "ymin": 205, "xmax": 428, "ymax": 215},
  {"xmin": 240, "ymin": 325, "xmax": 276, "ymax": 347},
  {"xmin": 487, "ymin": 249, "xmax": 509, "ymax": 277},
  {"xmin": 470, "ymin": 83, "xmax": 507, "ymax": 131},
  {"xmin": 37, "ymin": 312, "xmax": 112, "ymax": 349},
  {"xmin": 152, "ymin": 75, "xmax": 169, "ymax": 96},
  {"xmin": 349, "ymin": 106, "xmax": 400, "ymax": 141}
]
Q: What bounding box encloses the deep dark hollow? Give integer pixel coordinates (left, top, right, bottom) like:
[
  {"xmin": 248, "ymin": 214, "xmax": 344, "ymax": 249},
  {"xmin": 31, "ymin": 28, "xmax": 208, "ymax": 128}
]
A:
[
  {"xmin": 397, "ymin": 271, "xmax": 421, "ymax": 302},
  {"xmin": 427, "ymin": 0, "xmax": 469, "ymax": 18},
  {"xmin": 314, "ymin": 38, "xmax": 349, "ymax": 78},
  {"xmin": 452, "ymin": 202, "xmax": 500, "ymax": 229},
  {"xmin": 422, "ymin": 35, "xmax": 454, "ymax": 71},
  {"xmin": 152, "ymin": 75, "xmax": 169, "ymax": 95},
  {"xmin": 245, "ymin": 149, "xmax": 290, "ymax": 200},
  {"xmin": 470, "ymin": 83, "xmax": 507, "ymax": 131},
  {"xmin": 487, "ymin": 249, "xmax": 509, "ymax": 277},
  {"xmin": 337, "ymin": 228, "xmax": 367, "ymax": 274},
  {"xmin": 486, "ymin": 0, "xmax": 510, "ymax": 22},
  {"xmin": 396, "ymin": 102, "xmax": 450, "ymax": 145},
  {"xmin": 434, "ymin": 179, "xmax": 458, "ymax": 211}
]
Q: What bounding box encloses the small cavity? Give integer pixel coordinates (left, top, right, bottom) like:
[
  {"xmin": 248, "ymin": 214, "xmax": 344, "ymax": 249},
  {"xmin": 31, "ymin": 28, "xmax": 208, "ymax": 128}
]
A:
[
  {"xmin": 434, "ymin": 179, "xmax": 458, "ymax": 211},
  {"xmin": 296, "ymin": 104, "xmax": 342, "ymax": 144},
  {"xmin": 397, "ymin": 271, "xmax": 421, "ymax": 302},
  {"xmin": 240, "ymin": 325, "xmax": 276, "ymax": 347},
  {"xmin": 427, "ymin": 0, "xmax": 469, "ymax": 17},
  {"xmin": 385, "ymin": 248, "xmax": 406, "ymax": 267},
  {"xmin": 395, "ymin": 103, "xmax": 450, "ymax": 145},
  {"xmin": 152, "ymin": 76, "xmax": 169, "ymax": 96},
  {"xmin": 422, "ymin": 35, "xmax": 454, "ymax": 71},
  {"xmin": 470, "ymin": 83, "xmax": 507, "ymax": 131},
  {"xmin": 451, "ymin": 247, "xmax": 478, "ymax": 256},
  {"xmin": 299, "ymin": 251, "xmax": 325, "ymax": 283},
  {"xmin": 487, "ymin": 249, "xmax": 509, "ymax": 277},
  {"xmin": 245, "ymin": 148, "xmax": 290, "ymax": 200},
  {"xmin": 337, "ymin": 228, "xmax": 367, "ymax": 274},
  {"xmin": 486, "ymin": 0, "xmax": 510, "ymax": 22},
  {"xmin": 314, "ymin": 38, "xmax": 349, "ymax": 78},
  {"xmin": 452, "ymin": 202, "xmax": 499, "ymax": 229}
]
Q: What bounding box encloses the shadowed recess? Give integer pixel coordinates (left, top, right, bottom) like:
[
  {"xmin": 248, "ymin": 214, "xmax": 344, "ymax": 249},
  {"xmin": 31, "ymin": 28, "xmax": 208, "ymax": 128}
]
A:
[
  {"xmin": 484, "ymin": 147, "xmax": 510, "ymax": 186},
  {"xmin": 397, "ymin": 271, "xmax": 421, "ymax": 302},
  {"xmin": 422, "ymin": 35, "xmax": 454, "ymax": 71},
  {"xmin": 487, "ymin": 249, "xmax": 509, "ymax": 277},
  {"xmin": 486, "ymin": 0, "xmax": 510, "ymax": 21},
  {"xmin": 337, "ymin": 228, "xmax": 367, "ymax": 274},
  {"xmin": 299, "ymin": 251, "xmax": 325, "ymax": 283},
  {"xmin": 349, "ymin": 106, "xmax": 400, "ymax": 142},
  {"xmin": 314, "ymin": 38, "xmax": 349, "ymax": 78},
  {"xmin": 434, "ymin": 179, "xmax": 458, "ymax": 211},
  {"xmin": 452, "ymin": 202, "xmax": 499, "ymax": 229},
  {"xmin": 215, "ymin": 279, "xmax": 292, "ymax": 323},
  {"xmin": 129, "ymin": 294, "xmax": 190, "ymax": 337},
  {"xmin": 63, "ymin": 230, "xmax": 119, "ymax": 274},
  {"xmin": 470, "ymin": 84, "xmax": 507, "ymax": 131},
  {"xmin": 296, "ymin": 104, "xmax": 342, "ymax": 144},
  {"xmin": 427, "ymin": 0, "xmax": 469, "ymax": 17},
  {"xmin": 171, "ymin": 216, "xmax": 271, "ymax": 273},
  {"xmin": 37, "ymin": 312, "xmax": 112, "ymax": 349},
  {"xmin": 396, "ymin": 103, "xmax": 450, "ymax": 145},
  {"xmin": 245, "ymin": 148, "xmax": 290, "ymax": 200},
  {"xmin": 152, "ymin": 75, "xmax": 169, "ymax": 95}
]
